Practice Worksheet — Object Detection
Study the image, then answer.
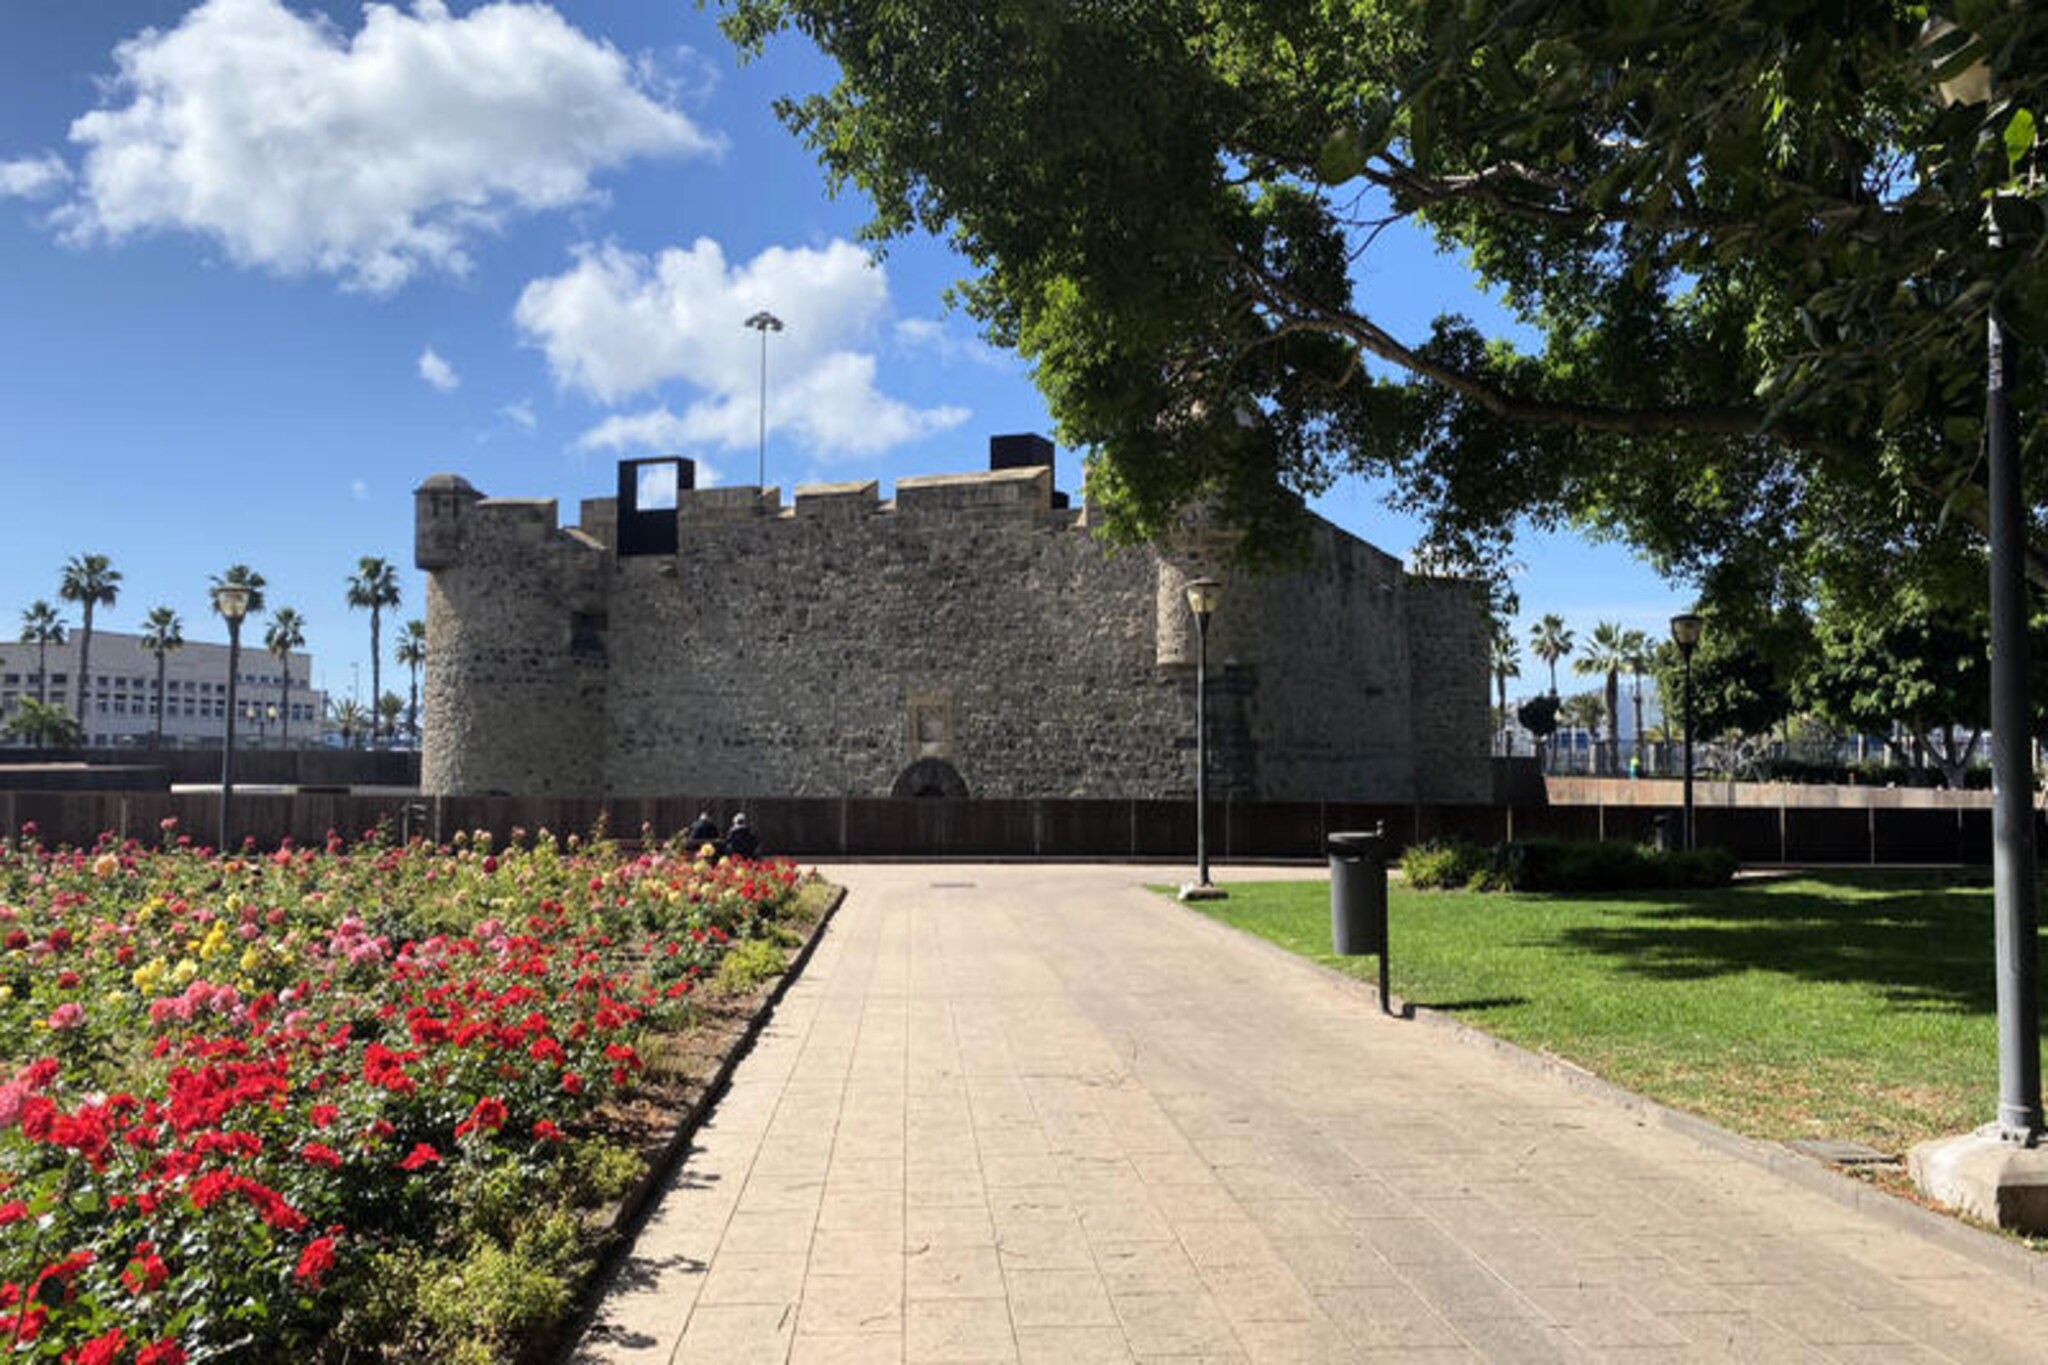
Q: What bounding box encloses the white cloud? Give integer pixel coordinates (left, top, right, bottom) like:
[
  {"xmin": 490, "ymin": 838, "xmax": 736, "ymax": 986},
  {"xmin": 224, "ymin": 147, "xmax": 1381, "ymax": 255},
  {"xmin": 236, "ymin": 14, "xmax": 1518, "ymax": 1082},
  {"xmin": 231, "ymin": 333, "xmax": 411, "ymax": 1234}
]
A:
[
  {"xmin": 418, "ymin": 346, "xmax": 460, "ymax": 391},
  {"xmin": 499, "ymin": 399, "xmax": 537, "ymax": 431},
  {"xmin": 0, "ymin": 154, "xmax": 71, "ymax": 200},
  {"xmin": 53, "ymin": 0, "xmax": 717, "ymax": 292},
  {"xmin": 894, "ymin": 317, "xmax": 1007, "ymax": 368},
  {"xmin": 518, "ymin": 238, "xmax": 969, "ymax": 459}
]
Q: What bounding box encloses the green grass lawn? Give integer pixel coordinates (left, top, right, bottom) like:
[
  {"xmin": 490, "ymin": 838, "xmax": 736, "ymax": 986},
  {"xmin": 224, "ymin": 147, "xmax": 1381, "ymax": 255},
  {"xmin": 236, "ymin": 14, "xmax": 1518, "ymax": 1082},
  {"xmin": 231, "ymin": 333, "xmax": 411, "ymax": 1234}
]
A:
[{"xmin": 1189, "ymin": 872, "xmax": 2023, "ymax": 1153}]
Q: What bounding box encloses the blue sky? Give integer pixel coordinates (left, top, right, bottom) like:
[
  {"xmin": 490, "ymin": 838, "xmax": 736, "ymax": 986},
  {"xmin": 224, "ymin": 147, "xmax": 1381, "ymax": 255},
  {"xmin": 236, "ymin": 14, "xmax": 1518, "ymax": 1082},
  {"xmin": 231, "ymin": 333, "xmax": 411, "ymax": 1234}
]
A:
[{"xmin": 0, "ymin": 1, "xmax": 1689, "ymax": 714}]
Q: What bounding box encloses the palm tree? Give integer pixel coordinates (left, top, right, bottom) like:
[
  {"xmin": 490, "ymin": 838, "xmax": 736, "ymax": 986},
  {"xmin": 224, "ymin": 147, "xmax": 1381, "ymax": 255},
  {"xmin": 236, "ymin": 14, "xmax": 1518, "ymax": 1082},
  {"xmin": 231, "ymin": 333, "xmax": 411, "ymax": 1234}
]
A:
[
  {"xmin": 376, "ymin": 691, "xmax": 406, "ymax": 743},
  {"xmin": 326, "ymin": 696, "xmax": 370, "ymax": 750},
  {"xmin": 1622, "ymin": 628, "xmax": 1653, "ymax": 773},
  {"xmin": 265, "ymin": 608, "xmax": 306, "ymax": 749},
  {"xmin": 1572, "ymin": 621, "xmax": 1632, "ymax": 774},
  {"xmin": 19, "ymin": 601, "xmax": 66, "ymax": 705},
  {"xmin": 211, "ymin": 564, "xmax": 268, "ymax": 615},
  {"xmin": 394, "ymin": 618, "xmax": 426, "ymax": 744},
  {"xmin": 138, "ymin": 607, "xmax": 184, "ymax": 749},
  {"xmin": 1529, "ymin": 613, "xmax": 1575, "ymax": 697},
  {"xmin": 346, "ymin": 558, "xmax": 402, "ymax": 746},
  {"xmin": 4, "ymin": 698, "xmax": 83, "ymax": 750},
  {"xmin": 58, "ymin": 554, "xmax": 121, "ymax": 730},
  {"xmin": 1490, "ymin": 624, "xmax": 1521, "ymax": 756}
]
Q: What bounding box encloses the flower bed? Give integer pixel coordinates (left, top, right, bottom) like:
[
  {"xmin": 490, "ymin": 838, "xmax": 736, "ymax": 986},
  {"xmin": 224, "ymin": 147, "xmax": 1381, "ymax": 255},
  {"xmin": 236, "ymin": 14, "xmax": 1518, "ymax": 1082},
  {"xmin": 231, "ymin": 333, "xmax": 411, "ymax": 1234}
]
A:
[{"xmin": 0, "ymin": 820, "xmax": 808, "ymax": 1363}]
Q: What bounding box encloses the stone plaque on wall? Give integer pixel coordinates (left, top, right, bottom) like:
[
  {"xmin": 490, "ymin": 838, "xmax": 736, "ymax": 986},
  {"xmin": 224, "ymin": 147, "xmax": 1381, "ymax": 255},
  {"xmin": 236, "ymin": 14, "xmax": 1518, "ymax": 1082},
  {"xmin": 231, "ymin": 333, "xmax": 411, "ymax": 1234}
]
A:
[{"xmin": 907, "ymin": 692, "xmax": 955, "ymax": 760}]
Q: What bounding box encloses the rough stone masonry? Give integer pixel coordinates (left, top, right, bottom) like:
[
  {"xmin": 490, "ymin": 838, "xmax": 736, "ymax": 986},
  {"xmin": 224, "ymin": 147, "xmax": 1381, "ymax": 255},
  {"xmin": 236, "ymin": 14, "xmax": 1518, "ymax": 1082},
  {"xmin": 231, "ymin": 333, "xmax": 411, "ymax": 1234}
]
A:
[{"xmin": 413, "ymin": 436, "xmax": 1488, "ymax": 802}]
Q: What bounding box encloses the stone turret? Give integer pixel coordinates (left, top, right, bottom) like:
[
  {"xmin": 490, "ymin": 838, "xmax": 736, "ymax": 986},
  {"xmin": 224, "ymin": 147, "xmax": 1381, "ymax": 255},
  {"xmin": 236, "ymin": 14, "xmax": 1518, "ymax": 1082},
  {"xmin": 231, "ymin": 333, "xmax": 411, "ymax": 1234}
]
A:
[{"xmin": 414, "ymin": 473, "xmax": 482, "ymax": 571}]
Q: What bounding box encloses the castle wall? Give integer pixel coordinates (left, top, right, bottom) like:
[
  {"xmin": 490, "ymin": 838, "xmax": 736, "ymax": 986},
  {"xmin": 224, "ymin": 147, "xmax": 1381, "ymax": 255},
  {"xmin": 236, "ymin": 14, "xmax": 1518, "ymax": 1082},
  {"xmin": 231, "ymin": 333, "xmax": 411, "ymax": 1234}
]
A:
[
  {"xmin": 1406, "ymin": 576, "xmax": 1492, "ymax": 802},
  {"xmin": 603, "ymin": 472, "xmax": 1196, "ymax": 798},
  {"xmin": 417, "ymin": 460, "xmax": 1491, "ymax": 804}
]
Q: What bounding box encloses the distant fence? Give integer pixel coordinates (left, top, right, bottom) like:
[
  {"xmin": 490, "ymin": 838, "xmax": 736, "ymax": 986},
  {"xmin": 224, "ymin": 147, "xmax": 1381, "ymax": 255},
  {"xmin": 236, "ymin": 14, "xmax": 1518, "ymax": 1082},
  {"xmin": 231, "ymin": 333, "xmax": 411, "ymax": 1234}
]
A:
[
  {"xmin": 0, "ymin": 748, "xmax": 418, "ymax": 790},
  {"xmin": 0, "ymin": 787, "xmax": 2017, "ymax": 865}
]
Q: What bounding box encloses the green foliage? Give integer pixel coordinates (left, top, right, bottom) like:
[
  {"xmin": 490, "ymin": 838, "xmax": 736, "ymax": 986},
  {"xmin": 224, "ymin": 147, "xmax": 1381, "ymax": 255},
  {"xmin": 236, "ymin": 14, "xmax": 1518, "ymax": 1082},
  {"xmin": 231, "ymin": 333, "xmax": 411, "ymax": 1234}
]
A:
[
  {"xmin": 1516, "ymin": 693, "xmax": 1560, "ymax": 740},
  {"xmin": 2, "ymin": 696, "xmax": 83, "ymax": 747},
  {"xmin": 1402, "ymin": 838, "xmax": 1735, "ymax": 893},
  {"xmin": 712, "ymin": 936, "xmax": 787, "ymax": 995},
  {"xmin": 1652, "ymin": 622, "xmax": 1795, "ymax": 740},
  {"xmin": 1399, "ymin": 839, "xmax": 1487, "ymax": 891},
  {"xmin": 718, "ymin": 0, "xmax": 2048, "ymax": 614}
]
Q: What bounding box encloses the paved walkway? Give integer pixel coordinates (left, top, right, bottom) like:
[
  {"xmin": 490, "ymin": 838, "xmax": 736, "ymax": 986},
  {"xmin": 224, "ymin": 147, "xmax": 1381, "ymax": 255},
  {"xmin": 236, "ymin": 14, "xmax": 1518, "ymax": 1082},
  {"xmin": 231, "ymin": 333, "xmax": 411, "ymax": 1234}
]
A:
[{"xmin": 572, "ymin": 864, "xmax": 2048, "ymax": 1364}]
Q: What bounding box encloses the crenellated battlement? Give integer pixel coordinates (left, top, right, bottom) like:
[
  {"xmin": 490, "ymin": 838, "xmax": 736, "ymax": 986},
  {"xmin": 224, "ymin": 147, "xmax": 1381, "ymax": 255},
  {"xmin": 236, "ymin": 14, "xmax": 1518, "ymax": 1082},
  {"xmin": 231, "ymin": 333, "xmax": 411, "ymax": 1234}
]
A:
[{"xmin": 415, "ymin": 434, "xmax": 1489, "ymax": 804}]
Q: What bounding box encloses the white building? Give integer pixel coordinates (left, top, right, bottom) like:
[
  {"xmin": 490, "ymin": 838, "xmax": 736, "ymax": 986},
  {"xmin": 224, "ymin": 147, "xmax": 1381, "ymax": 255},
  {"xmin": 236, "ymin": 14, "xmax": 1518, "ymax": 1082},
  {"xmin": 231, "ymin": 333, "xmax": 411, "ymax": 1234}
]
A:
[{"xmin": 2, "ymin": 629, "xmax": 326, "ymax": 749}]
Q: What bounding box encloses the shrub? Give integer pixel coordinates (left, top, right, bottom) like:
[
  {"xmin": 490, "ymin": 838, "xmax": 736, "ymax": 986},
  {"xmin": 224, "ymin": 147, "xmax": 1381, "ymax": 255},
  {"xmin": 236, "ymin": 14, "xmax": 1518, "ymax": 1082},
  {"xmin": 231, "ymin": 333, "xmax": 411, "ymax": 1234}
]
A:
[
  {"xmin": 1400, "ymin": 839, "xmax": 1487, "ymax": 890},
  {"xmin": 1401, "ymin": 838, "xmax": 1736, "ymax": 893},
  {"xmin": 711, "ymin": 937, "xmax": 786, "ymax": 995}
]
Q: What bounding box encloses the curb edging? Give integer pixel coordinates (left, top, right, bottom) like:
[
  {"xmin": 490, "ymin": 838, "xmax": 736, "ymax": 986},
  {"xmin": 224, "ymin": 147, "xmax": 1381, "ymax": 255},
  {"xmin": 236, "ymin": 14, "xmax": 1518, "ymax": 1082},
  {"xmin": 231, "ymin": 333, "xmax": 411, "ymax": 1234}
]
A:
[{"xmin": 544, "ymin": 879, "xmax": 849, "ymax": 1364}]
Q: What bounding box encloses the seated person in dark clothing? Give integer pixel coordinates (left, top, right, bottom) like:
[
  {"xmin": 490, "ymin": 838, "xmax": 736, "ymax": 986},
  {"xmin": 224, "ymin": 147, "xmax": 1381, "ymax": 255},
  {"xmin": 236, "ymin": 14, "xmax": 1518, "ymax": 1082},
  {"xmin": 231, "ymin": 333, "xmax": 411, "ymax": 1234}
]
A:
[
  {"xmin": 685, "ymin": 811, "xmax": 719, "ymax": 847},
  {"xmin": 725, "ymin": 812, "xmax": 759, "ymax": 859}
]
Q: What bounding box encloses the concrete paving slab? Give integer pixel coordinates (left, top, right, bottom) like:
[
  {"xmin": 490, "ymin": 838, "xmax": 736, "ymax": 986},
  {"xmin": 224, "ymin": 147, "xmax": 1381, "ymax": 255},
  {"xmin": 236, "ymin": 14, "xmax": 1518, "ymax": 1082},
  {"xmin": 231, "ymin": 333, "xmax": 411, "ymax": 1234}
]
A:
[{"xmin": 573, "ymin": 863, "xmax": 2048, "ymax": 1363}]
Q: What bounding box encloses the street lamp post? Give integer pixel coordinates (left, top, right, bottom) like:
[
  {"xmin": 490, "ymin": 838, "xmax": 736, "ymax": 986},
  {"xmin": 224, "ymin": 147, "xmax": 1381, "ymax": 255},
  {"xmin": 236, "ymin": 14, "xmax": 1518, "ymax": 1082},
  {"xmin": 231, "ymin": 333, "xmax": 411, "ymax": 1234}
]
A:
[
  {"xmin": 1907, "ymin": 35, "xmax": 2048, "ymax": 1231},
  {"xmin": 1933, "ymin": 30, "xmax": 2043, "ymax": 1144},
  {"xmin": 1669, "ymin": 613, "xmax": 1702, "ymax": 852},
  {"xmin": 213, "ymin": 584, "xmax": 251, "ymax": 853},
  {"xmin": 1179, "ymin": 578, "xmax": 1226, "ymax": 902},
  {"xmin": 743, "ymin": 310, "xmax": 784, "ymax": 489}
]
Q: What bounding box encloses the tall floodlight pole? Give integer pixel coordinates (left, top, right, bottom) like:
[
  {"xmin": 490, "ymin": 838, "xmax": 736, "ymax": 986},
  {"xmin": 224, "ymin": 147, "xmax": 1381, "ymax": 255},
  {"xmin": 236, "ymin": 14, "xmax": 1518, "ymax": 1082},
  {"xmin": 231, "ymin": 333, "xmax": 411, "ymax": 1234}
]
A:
[
  {"xmin": 213, "ymin": 584, "xmax": 251, "ymax": 854},
  {"xmin": 1180, "ymin": 578, "xmax": 1226, "ymax": 902},
  {"xmin": 744, "ymin": 311, "xmax": 784, "ymax": 488},
  {"xmin": 1670, "ymin": 614, "xmax": 1702, "ymax": 852}
]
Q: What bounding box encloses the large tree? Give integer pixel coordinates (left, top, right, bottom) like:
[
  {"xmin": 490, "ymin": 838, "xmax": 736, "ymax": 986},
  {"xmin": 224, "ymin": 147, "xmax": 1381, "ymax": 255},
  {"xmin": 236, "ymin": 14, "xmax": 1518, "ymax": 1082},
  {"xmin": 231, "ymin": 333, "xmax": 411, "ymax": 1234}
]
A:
[
  {"xmin": 1573, "ymin": 621, "xmax": 1633, "ymax": 774},
  {"xmin": 58, "ymin": 554, "xmax": 120, "ymax": 733},
  {"xmin": 18, "ymin": 601, "xmax": 65, "ymax": 705},
  {"xmin": 346, "ymin": 558, "xmax": 402, "ymax": 747},
  {"xmin": 138, "ymin": 606, "xmax": 183, "ymax": 749},
  {"xmin": 1528, "ymin": 613, "xmax": 1574, "ymax": 696},
  {"xmin": 265, "ymin": 607, "xmax": 306, "ymax": 750},
  {"xmin": 1489, "ymin": 622, "xmax": 1520, "ymax": 755},
  {"xmin": 721, "ymin": 2, "xmax": 2046, "ymax": 606},
  {"xmin": 394, "ymin": 618, "xmax": 426, "ymax": 746}
]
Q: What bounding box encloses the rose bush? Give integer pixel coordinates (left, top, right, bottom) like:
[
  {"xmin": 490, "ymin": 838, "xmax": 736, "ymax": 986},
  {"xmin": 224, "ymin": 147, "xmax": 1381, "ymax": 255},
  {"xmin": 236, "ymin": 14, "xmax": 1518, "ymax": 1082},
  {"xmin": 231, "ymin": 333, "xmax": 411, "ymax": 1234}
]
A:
[{"xmin": 0, "ymin": 820, "xmax": 802, "ymax": 1362}]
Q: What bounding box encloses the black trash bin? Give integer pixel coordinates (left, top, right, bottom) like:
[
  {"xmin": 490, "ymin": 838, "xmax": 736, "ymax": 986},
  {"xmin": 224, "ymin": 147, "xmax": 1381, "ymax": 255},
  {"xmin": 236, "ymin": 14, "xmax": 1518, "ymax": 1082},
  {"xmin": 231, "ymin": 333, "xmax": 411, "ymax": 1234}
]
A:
[{"xmin": 1328, "ymin": 829, "xmax": 1388, "ymax": 957}]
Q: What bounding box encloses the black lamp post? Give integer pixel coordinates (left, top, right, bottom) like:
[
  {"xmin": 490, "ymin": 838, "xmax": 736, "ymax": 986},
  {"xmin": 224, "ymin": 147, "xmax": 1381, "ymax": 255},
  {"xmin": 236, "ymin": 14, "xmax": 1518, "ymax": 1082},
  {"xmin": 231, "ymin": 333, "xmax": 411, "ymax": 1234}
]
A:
[
  {"xmin": 1180, "ymin": 577, "xmax": 1226, "ymax": 901},
  {"xmin": 214, "ymin": 584, "xmax": 250, "ymax": 853},
  {"xmin": 1930, "ymin": 34, "xmax": 2043, "ymax": 1145},
  {"xmin": 1670, "ymin": 613, "xmax": 1702, "ymax": 852},
  {"xmin": 743, "ymin": 310, "xmax": 783, "ymax": 488}
]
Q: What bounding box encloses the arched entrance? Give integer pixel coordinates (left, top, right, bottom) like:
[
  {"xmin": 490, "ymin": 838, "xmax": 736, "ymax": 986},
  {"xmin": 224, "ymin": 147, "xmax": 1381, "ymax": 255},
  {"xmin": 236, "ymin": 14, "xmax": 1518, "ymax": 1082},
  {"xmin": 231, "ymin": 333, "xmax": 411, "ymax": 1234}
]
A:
[{"xmin": 892, "ymin": 757, "xmax": 969, "ymax": 799}]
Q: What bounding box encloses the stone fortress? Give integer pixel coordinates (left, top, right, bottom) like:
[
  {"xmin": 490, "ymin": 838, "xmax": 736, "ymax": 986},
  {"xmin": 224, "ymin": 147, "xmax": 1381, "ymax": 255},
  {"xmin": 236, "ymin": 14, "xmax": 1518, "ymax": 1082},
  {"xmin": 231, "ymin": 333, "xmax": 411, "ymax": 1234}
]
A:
[{"xmin": 414, "ymin": 435, "xmax": 1488, "ymax": 803}]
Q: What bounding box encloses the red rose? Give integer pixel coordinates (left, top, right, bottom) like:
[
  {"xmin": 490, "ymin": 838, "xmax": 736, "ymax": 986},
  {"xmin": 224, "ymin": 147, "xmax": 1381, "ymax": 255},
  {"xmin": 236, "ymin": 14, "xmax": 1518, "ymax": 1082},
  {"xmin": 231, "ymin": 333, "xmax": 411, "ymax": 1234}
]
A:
[
  {"xmin": 397, "ymin": 1143, "xmax": 440, "ymax": 1172},
  {"xmin": 74, "ymin": 1328, "xmax": 126, "ymax": 1365},
  {"xmin": 294, "ymin": 1235, "xmax": 337, "ymax": 1288}
]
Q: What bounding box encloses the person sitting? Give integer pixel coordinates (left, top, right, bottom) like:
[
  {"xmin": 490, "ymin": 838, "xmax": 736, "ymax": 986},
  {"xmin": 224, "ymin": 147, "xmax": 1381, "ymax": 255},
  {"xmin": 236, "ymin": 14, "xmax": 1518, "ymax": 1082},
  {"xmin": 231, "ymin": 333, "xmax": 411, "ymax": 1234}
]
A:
[
  {"xmin": 725, "ymin": 812, "xmax": 759, "ymax": 859},
  {"xmin": 685, "ymin": 810, "xmax": 719, "ymax": 847}
]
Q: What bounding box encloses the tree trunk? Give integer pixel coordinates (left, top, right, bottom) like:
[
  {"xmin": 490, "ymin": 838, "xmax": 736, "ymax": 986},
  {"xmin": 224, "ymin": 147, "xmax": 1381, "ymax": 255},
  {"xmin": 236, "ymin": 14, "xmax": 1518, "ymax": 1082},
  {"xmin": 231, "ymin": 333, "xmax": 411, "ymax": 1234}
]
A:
[
  {"xmin": 153, "ymin": 652, "xmax": 166, "ymax": 748},
  {"xmin": 76, "ymin": 606, "xmax": 94, "ymax": 732}
]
